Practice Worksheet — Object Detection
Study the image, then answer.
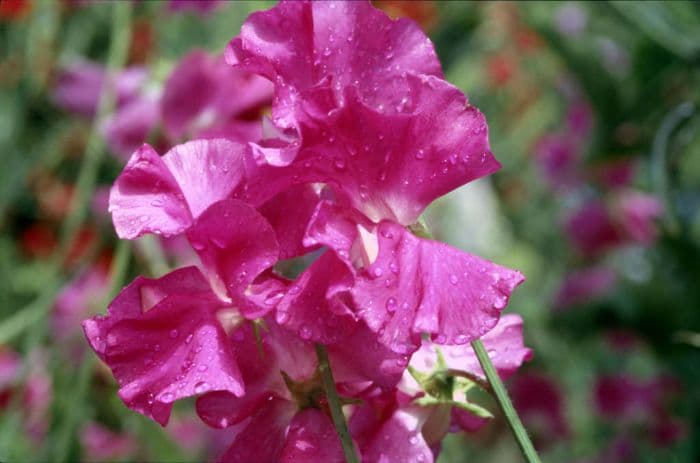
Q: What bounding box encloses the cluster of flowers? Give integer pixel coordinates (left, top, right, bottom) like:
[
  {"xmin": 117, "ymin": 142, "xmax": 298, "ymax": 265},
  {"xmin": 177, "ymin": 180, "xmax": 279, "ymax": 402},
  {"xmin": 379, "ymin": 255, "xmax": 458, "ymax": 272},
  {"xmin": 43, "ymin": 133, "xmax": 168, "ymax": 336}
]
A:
[
  {"xmin": 533, "ymin": 89, "xmax": 663, "ymax": 309},
  {"xmin": 82, "ymin": 2, "xmax": 532, "ymax": 461}
]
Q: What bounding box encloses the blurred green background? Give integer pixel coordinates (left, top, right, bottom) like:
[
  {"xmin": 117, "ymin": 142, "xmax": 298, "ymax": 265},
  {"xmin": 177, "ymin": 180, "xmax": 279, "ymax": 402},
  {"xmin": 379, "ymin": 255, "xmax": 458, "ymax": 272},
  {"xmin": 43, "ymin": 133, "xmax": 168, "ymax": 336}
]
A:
[{"xmin": 1, "ymin": 1, "xmax": 699, "ymax": 462}]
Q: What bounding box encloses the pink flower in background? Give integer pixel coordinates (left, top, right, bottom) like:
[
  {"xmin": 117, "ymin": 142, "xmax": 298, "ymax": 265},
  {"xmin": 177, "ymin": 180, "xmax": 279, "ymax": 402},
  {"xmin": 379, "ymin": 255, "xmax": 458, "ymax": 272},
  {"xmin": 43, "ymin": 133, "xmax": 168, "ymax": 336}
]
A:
[
  {"xmin": 81, "ymin": 422, "xmax": 136, "ymax": 462},
  {"xmin": 553, "ymin": 266, "xmax": 617, "ymax": 309},
  {"xmin": 534, "ymin": 133, "xmax": 581, "ymax": 190},
  {"xmin": 52, "ymin": 265, "xmax": 109, "ymax": 343},
  {"xmin": 52, "ymin": 61, "xmax": 148, "ymax": 117},
  {"xmin": 616, "ymin": 191, "xmax": 663, "ymax": 245},
  {"xmin": 564, "ymin": 200, "xmax": 622, "ymax": 256},
  {"xmin": 167, "ymin": 0, "xmax": 223, "ymax": 15},
  {"xmin": 0, "ymin": 349, "xmax": 52, "ymax": 442},
  {"xmin": 510, "ymin": 373, "xmax": 569, "ymax": 448},
  {"xmin": 160, "ymin": 50, "xmax": 272, "ymax": 143}
]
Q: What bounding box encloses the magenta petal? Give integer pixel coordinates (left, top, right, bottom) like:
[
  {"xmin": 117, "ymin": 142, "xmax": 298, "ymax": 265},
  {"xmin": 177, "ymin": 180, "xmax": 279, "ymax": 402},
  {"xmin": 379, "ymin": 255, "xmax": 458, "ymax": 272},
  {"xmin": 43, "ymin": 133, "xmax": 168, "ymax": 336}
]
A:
[
  {"xmin": 216, "ymin": 396, "xmax": 296, "ymax": 463},
  {"xmin": 187, "ymin": 199, "xmax": 279, "ymax": 318},
  {"xmin": 411, "ymin": 314, "xmax": 532, "ymax": 382},
  {"xmin": 102, "ymin": 96, "xmax": 160, "ymax": 159},
  {"xmin": 280, "ymin": 409, "xmax": 344, "ymax": 463},
  {"xmin": 245, "ymin": 77, "xmax": 500, "ymax": 224},
  {"xmin": 358, "ymin": 409, "xmax": 433, "ymax": 463},
  {"xmin": 258, "ymin": 184, "xmax": 321, "ymax": 260},
  {"xmin": 276, "ymin": 251, "xmax": 355, "ymax": 344},
  {"xmin": 161, "ymin": 50, "xmax": 272, "ymax": 141},
  {"xmin": 109, "ymin": 144, "xmax": 191, "ymax": 240},
  {"xmin": 328, "ymin": 320, "xmax": 409, "ymax": 389},
  {"xmin": 227, "ymin": 0, "xmax": 442, "ymax": 125},
  {"xmin": 162, "ymin": 139, "xmax": 246, "ymax": 219},
  {"xmin": 353, "ymin": 222, "xmax": 524, "ymax": 353},
  {"xmin": 82, "ymin": 267, "xmax": 243, "ymax": 426},
  {"xmin": 109, "ymin": 139, "xmax": 246, "ymax": 240},
  {"xmin": 196, "ymin": 321, "xmax": 279, "ymax": 429}
]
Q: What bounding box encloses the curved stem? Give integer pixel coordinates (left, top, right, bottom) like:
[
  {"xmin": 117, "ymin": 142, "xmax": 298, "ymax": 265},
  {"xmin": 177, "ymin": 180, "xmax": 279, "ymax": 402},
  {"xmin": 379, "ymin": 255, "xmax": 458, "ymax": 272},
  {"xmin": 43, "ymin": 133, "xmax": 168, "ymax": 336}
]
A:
[
  {"xmin": 315, "ymin": 344, "xmax": 359, "ymax": 463},
  {"xmin": 471, "ymin": 339, "xmax": 542, "ymax": 463}
]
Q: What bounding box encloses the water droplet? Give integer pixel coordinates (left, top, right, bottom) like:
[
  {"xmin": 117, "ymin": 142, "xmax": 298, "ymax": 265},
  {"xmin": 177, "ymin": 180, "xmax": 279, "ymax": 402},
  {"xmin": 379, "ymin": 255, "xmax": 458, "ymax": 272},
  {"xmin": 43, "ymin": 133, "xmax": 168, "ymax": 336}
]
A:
[
  {"xmin": 194, "ymin": 381, "xmax": 208, "ymax": 394},
  {"xmin": 322, "ymin": 47, "xmax": 331, "ymax": 57},
  {"xmin": 192, "ymin": 241, "xmax": 206, "ymax": 251},
  {"xmin": 160, "ymin": 392, "xmax": 174, "ymax": 402},
  {"xmin": 409, "ymin": 436, "xmax": 418, "ymax": 445},
  {"xmin": 333, "ymin": 158, "xmax": 346, "ymax": 170},
  {"xmin": 384, "ymin": 279, "xmax": 392, "ymax": 288},
  {"xmin": 299, "ymin": 326, "xmax": 312, "ymax": 340},
  {"xmin": 150, "ymin": 199, "xmax": 163, "ymax": 207},
  {"xmin": 389, "ymin": 262, "xmax": 399, "ymax": 274},
  {"xmin": 185, "ymin": 334, "xmax": 193, "ymax": 344},
  {"xmin": 385, "ymin": 297, "xmax": 397, "ymax": 313},
  {"xmin": 381, "ymin": 229, "xmax": 394, "ymax": 239},
  {"xmin": 197, "ymin": 364, "xmax": 208, "ymax": 372},
  {"xmin": 277, "ymin": 311, "xmax": 290, "ymax": 324},
  {"xmin": 373, "ymin": 267, "xmax": 383, "ymax": 277},
  {"xmin": 455, "ymin": 334, "xmax": 468, "ymax": 345},
  {"xmin": 434, "ymin": 335, "xmax": 446, "ymax": 344},
  {"xmin": 169, "ymin": 329, "xmax": 179, "ymax": 339},
  {"xmin": 449, "ymin": 274, "xmax": 458, "ymax": 285},
  {"xmin": 288, "ymin": 285, "xmax": 302, "ymax": 295},
  {"xmin": 153, "ymin": 344, "xmax": 160, "ymax": 352}
]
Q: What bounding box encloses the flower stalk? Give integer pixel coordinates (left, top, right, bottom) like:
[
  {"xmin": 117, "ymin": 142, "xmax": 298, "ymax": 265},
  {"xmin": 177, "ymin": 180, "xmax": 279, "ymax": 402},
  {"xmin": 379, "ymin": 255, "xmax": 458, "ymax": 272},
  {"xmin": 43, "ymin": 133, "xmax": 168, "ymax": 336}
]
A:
[
  {"xmin": 471, "ymin": 339, "xmax": 542, "ymax": 463},
  {"xmin": 314, "ymin": 343, "xmax": 359, "ymax": 463}
]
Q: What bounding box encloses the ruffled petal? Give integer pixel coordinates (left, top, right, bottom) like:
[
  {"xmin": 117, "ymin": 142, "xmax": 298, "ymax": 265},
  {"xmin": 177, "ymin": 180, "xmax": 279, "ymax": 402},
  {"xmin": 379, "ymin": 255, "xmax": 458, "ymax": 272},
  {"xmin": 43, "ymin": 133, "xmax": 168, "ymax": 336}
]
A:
[
  {"xmin": 258, "ymin": 184, "xmax": 321, "ymax": 260},
  {"xmin": 238, "ymin": 77, "xmax": 499, "ymax": 225},
  {"xmin": 280, "ymin": 409, "xmax": 345, "ymax": 463},
  {"xmin": 227, "ymin": 0, "xmax": 442, "ymax": 131},
  {"xmin": 215, "ymin": 396, "xmax": 296, "ymax": 463},
  {"xmin": 275, "ymin": 251, "xmax": 356, "ymax": 344},
  {"xmin": 109, "ymin": 139, "xmax": 246, "ymax": 239},
  {"xmin": 328, "ymin": 320, "xmax": 409, "ymax": 389},
  {"xmin": 187, "ymin": 199, "xmax": 279, "ymax": 318},
  {"xmin": 82, "ymin": 267, "xmax": 243, "ymax": 426},
  {"xmin": 353, "ymin": 222, "xmax": 524, "ymax": 353},
  {"xmin": 354, "ymin": 408, "xmax": 433, "ymax": 463},
  {"xmin": 410, "ymin": 314, "xmax": 532, "ymax": 381}
]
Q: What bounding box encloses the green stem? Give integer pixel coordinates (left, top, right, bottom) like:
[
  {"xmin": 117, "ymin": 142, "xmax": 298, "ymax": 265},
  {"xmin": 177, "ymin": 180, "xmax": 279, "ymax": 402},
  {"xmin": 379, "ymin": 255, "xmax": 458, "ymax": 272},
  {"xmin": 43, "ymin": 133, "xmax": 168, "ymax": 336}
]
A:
[
  {"xmin": 55, "ymin": 0, "xmax": 132, "ymax": 262},
  {"xmin": 471, "ymin": 339, "xmax": 542, "ymax": 463},
  {"xmin": 314, "ymin": 344, "xmax": 359, "ymax": 463}
]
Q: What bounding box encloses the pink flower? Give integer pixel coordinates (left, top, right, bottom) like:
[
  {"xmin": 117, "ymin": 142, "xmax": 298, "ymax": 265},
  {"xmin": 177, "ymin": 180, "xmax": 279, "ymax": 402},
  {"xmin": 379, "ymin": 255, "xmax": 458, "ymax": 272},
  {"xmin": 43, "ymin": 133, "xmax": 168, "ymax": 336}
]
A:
[
  {"xmin": 616, "ymin": 191, "xmax": 663, "ymax": 245},
  {"xmin": 225, "ymin": 1, "xmax": 523, "ymax": 354},
  {"xmin": 52, "ymin": 60, "xmax": 148, "ymax": 117},
  {"xmin": 52, "ymin": 265, "xmax": 109, "ymax": 343},
  {"xmin": 402, "ymin": 315, "xmax": 532, "ymax": 437},
  {"xmin": 564, "ymin": 200, "xmax": 623, "ymax": 256},
  {"xmin": 160, "ymin": 50, "xmax": 272, "ymax": 143},
  {"xmin": 510, "ymin": 373, "xmax": 569, "ymax": 448},
  {"xmin": 81, "ymin": 422, "xmax": 136, "ymax": 462},
  {"xmin": 553, "ymin": 266, "xmax": 617, "ymax": 309},
  {"xmin": 167, "ymin": 0, "xmax": 223, "ymax": 14},
  {"xmin": 534, "ymin": 133, "xmax": 581, "ymax": 190}
]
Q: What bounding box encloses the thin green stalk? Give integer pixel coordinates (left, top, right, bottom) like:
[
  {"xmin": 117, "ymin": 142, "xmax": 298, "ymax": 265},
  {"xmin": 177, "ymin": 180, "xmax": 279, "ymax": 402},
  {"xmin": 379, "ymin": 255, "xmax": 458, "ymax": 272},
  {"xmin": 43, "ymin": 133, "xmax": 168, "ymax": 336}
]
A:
[
  {"xmin": 55, "ymin": 0, "xmax": 132, "ymax": 261},
  {"xmin": 471, "ymin": 339, "xmax": 542, "ymax": 463},
  {"xmin": 315, "ymin": 344, "xmax": 359, "ymax": 463}
]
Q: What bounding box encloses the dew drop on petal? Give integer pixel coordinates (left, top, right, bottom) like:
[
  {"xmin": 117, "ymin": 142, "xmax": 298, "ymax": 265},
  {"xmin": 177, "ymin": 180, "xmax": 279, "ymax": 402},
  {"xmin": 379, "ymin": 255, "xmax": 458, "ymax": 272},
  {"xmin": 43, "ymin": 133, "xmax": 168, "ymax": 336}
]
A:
[
  {"xmin": 449, "ymin": 274, "xmax": 458, "ymax": 285},
  {"xmin": 385, "ymin": 297, "xmax": 397, "ymax": 313},
  {"xmin": 194, "ymin": 381, "xmax": 208, "ymax": 394},
  {"xmin": 169, "ymin": 329, "xmax": 179, "ymax": 339}
]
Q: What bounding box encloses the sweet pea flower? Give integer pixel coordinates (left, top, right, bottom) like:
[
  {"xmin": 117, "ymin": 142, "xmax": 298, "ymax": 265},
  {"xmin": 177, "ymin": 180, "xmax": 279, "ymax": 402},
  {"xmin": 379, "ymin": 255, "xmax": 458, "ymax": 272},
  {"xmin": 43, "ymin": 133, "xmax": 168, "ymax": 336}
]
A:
[
  {"xmin": 228, "ymin": 0, "xmax": 524, "ymax": 354},
  {"xmin": 52, "ymin": 60, "xmax": 148, "ymax": 117},
  {"xmin": 553, "ymin": 266, "xmax": 617, "ymax": 309},
  {"xmin": 167, "ymin": 0, "xmax": 223, "ymax": 15},
  {"xmin": 81, "ymin": 422, "xmax": 136, "ymax": 462},
  {"xmin": 510, "ymin": 372, "xmax": 569, "ymax": 448},
  {"xmin": 400, "ymin": 315, "xmax": 532, "ymax": 440}
]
